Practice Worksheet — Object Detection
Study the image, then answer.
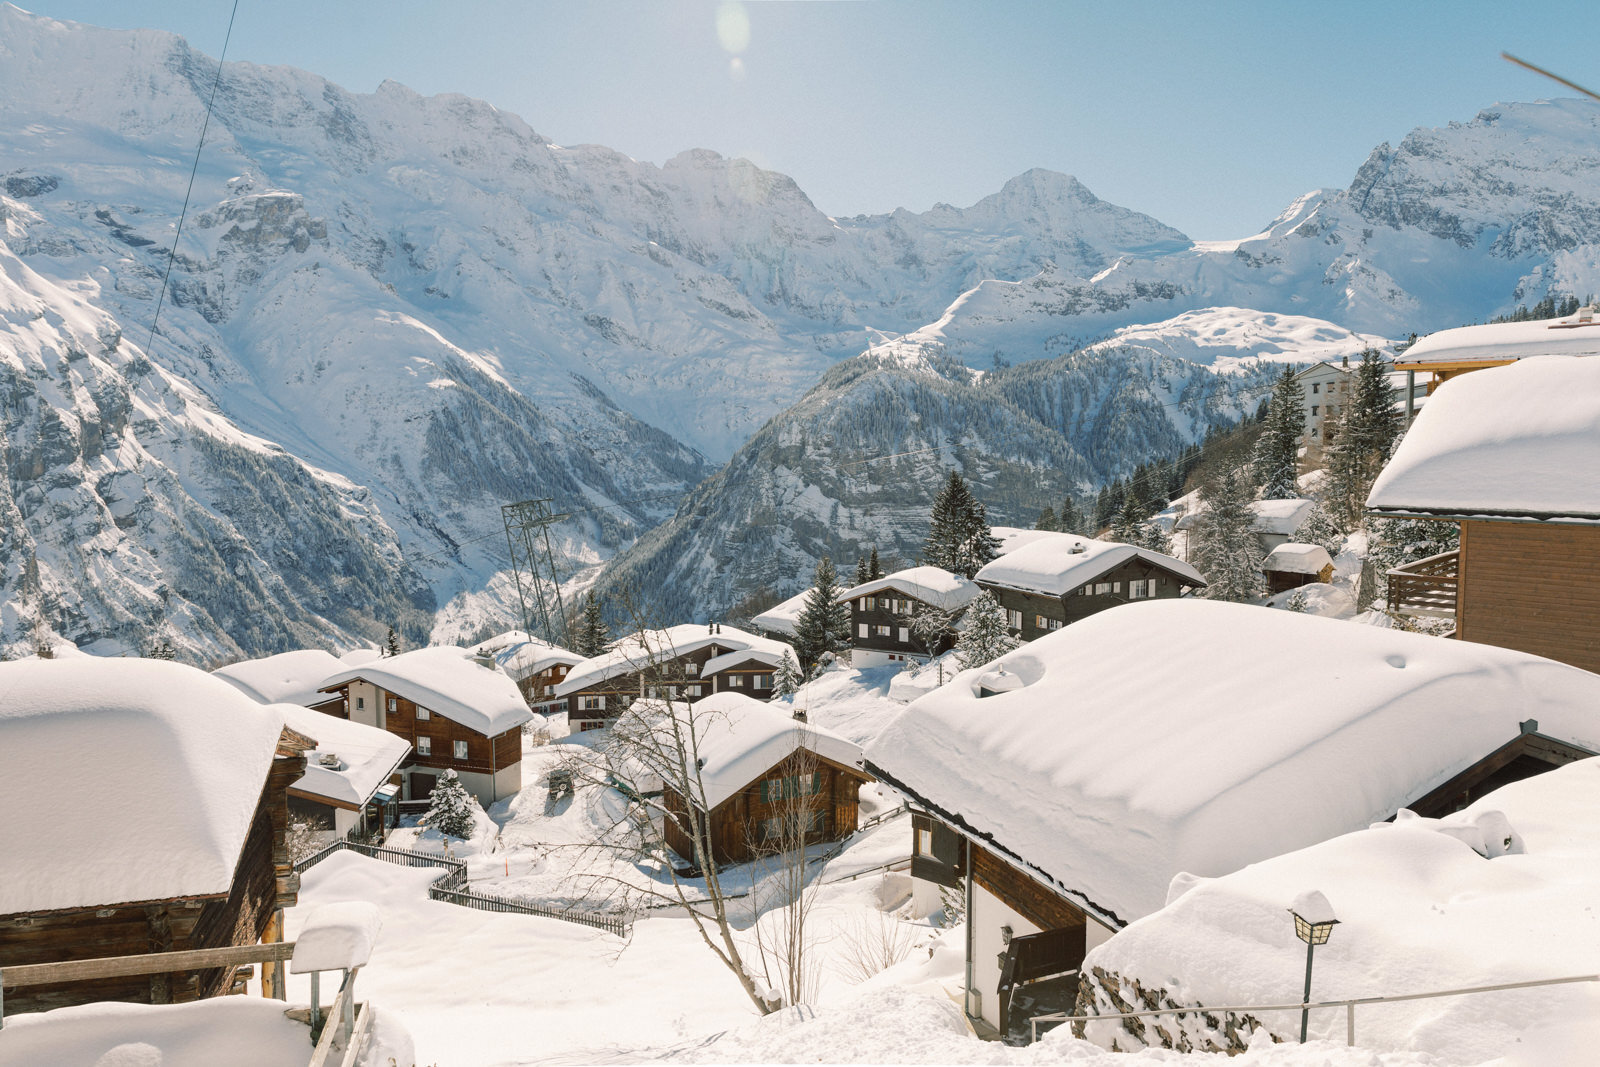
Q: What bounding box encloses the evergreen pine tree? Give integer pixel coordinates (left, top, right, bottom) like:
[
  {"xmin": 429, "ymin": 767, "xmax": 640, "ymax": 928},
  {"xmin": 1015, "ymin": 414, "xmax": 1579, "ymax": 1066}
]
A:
[
  {"xmin": 792, "ymin": 557, "xmax": 850, "ymax": 672},
  {"xmin": 423, "ymin": 768, "xmax": 476, "ymax": 839},
  {"xmin": 773, "ymin": 650, "xmax": 803, "ymax": 698},
  {"xmin": 1059, "ymin": 497, "xmax": 1085, "ymax": 536},
  {"xmin": 924, "ymin": 472, "xmax": 999, "ymax": 579},
  {"xmin": 1136, "ymin": 516, "xmax": 1173, "ymax": 555},
  {"xmin": 954, "ymin": 591, "xmax": 1020, "ymax": 669},
  {"xmin": 1191, "ymin": 466, "xmax": 1264, "ymax": 602},
  {"xmin": 1296, "ymin": 499, "xmax": 1346, "ymax": 557},
  {"xmin": 854, "ymin": 556, "xmax": 871, "ymax": 586},
  {"xmin": 1348, "ymin": 349, "xmax": 1401, "ymax": 461},
  {"xmin": 385, "ymin": 626, "xmax": 401, "ymax": 657},
  {"xmin": 1320, "ymin": 408, "xmax": 1367, "ymax": 529},
  {"xmin": 868, "ymin": 547, "xmax": 883, "ymax": 580},
  {"xmin": 1252, "ymin": 365, "xmax": 1305, "ymax": 499},
  {"xmin": 1034, "ymin": 505, "xmax": 1058, "ymax": 532},
  {"xmin": 574, "ymin": 592, "xmax": 610, "ymax": 658},
  {"xmin": 1109, "ymin": 494, "xmax": 1143, "ymax": 545},
  {"xmin": 952, "ymin": 497, "xmax": 1002, "ymax": 579}
]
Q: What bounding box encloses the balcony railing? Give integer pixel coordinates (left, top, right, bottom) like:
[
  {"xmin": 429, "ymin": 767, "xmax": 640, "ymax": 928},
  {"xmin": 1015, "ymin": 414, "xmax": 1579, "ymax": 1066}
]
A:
[{"xmin": 1386, "ymin": 550, "xmax": 1459, "ymax": 618}]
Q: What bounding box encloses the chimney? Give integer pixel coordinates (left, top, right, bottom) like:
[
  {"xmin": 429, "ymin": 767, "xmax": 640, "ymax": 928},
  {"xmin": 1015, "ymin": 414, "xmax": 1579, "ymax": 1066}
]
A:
[{"xmin": 1341, "ymin": 355, "xmax": 1349, "ymax": 368}]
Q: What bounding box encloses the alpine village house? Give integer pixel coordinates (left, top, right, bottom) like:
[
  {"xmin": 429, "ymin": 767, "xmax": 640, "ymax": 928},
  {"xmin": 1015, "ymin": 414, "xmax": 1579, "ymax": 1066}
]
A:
[
  {"xmin": 317, "ymin": 645, "xmax": 534, "ymax": 805},
  {"xmin": 554, "ymin": 623, "xmax": 795, "ymax": 732},
  {"xmin": 836, "ymin": 566, "xmax": 982, "ymax": 668},
  {"xmin": 0, "ymin": 660, "xmax": 311, "ymax": 1014}
]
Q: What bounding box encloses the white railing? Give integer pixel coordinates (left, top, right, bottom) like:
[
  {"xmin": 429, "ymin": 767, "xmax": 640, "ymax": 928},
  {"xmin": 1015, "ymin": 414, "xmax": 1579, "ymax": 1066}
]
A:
[{"xmin": 1029, "ymin": 972, "xmax": 1600, "ymax": 1046}]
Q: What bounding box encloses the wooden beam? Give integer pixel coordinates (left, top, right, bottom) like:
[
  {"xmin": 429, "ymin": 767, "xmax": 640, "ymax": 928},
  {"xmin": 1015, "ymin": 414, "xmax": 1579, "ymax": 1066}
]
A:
[{"xmin": 1, "ymin": 941, "xmax": 295, "ymax": 988}]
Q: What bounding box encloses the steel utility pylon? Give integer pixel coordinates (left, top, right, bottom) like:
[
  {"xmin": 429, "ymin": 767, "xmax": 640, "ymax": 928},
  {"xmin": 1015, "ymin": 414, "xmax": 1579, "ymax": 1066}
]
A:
[{"xmin": 502, "ymin": 498, "xmax": 570, "ymax": 648}]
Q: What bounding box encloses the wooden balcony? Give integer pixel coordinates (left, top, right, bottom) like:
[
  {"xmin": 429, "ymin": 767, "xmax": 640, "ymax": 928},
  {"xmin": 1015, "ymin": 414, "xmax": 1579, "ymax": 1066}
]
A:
[{"xmin": 1387, "ymin": 550, "xmax": 1459, "ymax": 619}]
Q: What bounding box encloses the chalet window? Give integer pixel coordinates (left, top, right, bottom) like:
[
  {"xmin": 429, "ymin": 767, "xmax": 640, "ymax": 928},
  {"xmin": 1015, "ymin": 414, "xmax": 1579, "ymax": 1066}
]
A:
[
  {"xmin": 1312, "ymin": 382, "xmax": 1320, "ymax": 394},
  {"xmin": 1311, "ymin": 404, "xmax": 1319, "ymax": 416},
  {"xmin": 898, "ymin": 626, "xmax": 909, "ymax": 642},
  {"xmin": 579, "ymin": 695, "xmax": 606, "ymax": 711},
  {"xmin": 453, "ymin": 740, "xmax": 468, "ymax": 760},
  {"xmin": 761, "ymin": 810, "xmax": 825, "ymax": 840},
  {"xmin": 667, "ymin": 685, "xmax": 679, "ymax": 698},
  {"xmin": 647, "ymin": 686, "xmax": 659, "ymax": 699},
  {"xmin": 1128, "ymin": 579, "xmax": 1146, "ymax": 599},
  {"xmin": 417, "ymin": 736, "xmax": 432, "ymax": 756},
  {"xmin": 756, "ymin": 674, "xmax": 773, "ymax": 689},
  {"xmin": 858, "ymin": 623, "xmax": 868, "ymax": 638},
  {"xmin": 1311, "ymin": 428, "xmax": 1319, "ymax": 438},
  {"xmin": 730, "ymin": 674, "xmax": 745, "ymax": 687},
  {"xmin": 858, "ymin": 598, "xmax": 868, "ymax": 611},
  {"xmin": 761, "ymin": 771, "xmax": 823, "ymax": 802},
  {"xmin": 356, "ymin": 697, "xmax": 365, "ymax": 710},
  {"xmin": 689, "ymin": 684, "xmax": 703, "ymax": 696},
  {"xmin": 1034, "ymin": 614, "xmax": 1049, "ymax": 629},
  {"xmin": 685, "ymin": 663, "xmax": 699, "ymax": 676},
  {"xmin": 1006, "ymin": 609, "xmax": 1022, "ymax": 629},
  {"xmin": 417, "ymin": 706, "xmax": 431, "ymax": 720},
  {"xmin": 1094, "ymin": 582, "xmax": 1112, "ymax": 595},
  {"xmin": 916, "ymin": 828, "xmax": 933, "ymax": 855},
  {"xmin": 388, "ymin": 698, "xmax": 397, "ymax": 712}
]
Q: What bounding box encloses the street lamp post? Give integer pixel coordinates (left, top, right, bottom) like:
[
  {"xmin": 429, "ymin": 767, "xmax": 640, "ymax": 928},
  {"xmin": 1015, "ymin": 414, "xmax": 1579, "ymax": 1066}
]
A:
[{"xmin": 1289, "ymin": 890, "xmax": 1339, "ymax": 1043}]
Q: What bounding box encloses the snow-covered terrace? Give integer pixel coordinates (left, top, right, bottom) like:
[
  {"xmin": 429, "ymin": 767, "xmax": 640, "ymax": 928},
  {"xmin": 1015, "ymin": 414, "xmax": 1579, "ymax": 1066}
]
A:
[
  {"xmin": 318, "ymin": 645, "xmax": 531, "ymax": 736},
  {"xmin": 1397, "ymin": 315, "xmax": 1600, "ymax": 368},
  {"xmin": 1368, "ymin": 356, "xmax": 1600, "ymax": 523},
  {"xmin": 0, "ymin": 659, "xmax": 288, "ymax": 914},
  {"xmin": 864, "ymin": 599, "xmax": 1600, "ymax": 927},
  {"xmin": 555, "ymin": 624, "xmax": 793, "ymax": 696},
  {"xmin": 974, "ymin": 534, "xmax": 1204, "ymax": 596},
  {"xmin": 836, "ymin": 566, "xmax": 980, "ymax": 613}
]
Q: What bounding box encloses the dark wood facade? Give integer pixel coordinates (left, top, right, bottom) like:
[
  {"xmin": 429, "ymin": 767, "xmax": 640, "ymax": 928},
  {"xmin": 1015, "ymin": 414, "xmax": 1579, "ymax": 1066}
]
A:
[
  {"xmin": 978, "ymin": 557, "xmax": 1190, "ymax": 643},
  {"xmin": 319, "ymin": 682, "xmax": 521, "ymax": 798},
  {"xmin": 1264, "ymin": 563, "xmax": 1334, "ymax": 597},
  {"xmin": 563, "ymin": 641, "xmax": 733, "ymax": 731},
  {"xmin": 0, "ymin": 743, "xmax": 305, "ymax": 1015},
  {"xmin": 662, "ymin": 749, "xmax": 868, "ymax": 867},
  {"xmin": 519, "ymin": 662, "xmax": 573, "ymax": 712},
  {"xmin": 1404, "ymin": 728, "xmax": 1594, "ymax": 819},
  {"xmin": 1456, "ymin": 520, "xmax": 1600, "ymax": 675},
  {"xmin": 847, "ymin": 591, "xmax": 958, "ymax": 662},
  {"xmin": 707, "ymin": 653, "xmax": 778, "ymax": 699}
]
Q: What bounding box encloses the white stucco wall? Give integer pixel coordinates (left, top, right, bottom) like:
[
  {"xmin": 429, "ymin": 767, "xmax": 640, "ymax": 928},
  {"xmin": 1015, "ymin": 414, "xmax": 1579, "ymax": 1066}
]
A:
[
  {"xmin": 965, "ymin": 879, "xmax": 1118, "ymax": 1033},
  {"xmin": 347, "ymin": 679, "xmax": 381, "ymax": 729}
]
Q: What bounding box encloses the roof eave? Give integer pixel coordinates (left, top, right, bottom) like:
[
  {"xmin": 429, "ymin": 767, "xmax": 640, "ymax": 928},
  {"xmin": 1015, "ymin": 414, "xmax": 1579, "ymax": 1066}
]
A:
[{"xmin": 1367, "ymin": 505, "xmax": 1600, "ymax": 526}]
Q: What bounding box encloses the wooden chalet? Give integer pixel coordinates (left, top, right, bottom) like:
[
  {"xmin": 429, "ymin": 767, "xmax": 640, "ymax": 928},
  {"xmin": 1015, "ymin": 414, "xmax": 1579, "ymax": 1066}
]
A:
[
  {"xmin": 1260, "ymin": 542, "xmax": 1334, "ymax": 596},
  {"xmin": 279, "ymin": 703, "xmax": 410, "ymax": 846},
  {"xmin": 212, "ymin": 648, "xmax": 350, "ymax": 717},
  {"xmin": 317, "ymin": 646, "xmax": 533, "ymax": 806},
  {"xmin": 1394, "ymin": 311, "xmax": 1600, "ymax": 417},
  {"xmin": 473, "ymin": 630, "xmax": 583, "ymax": 715},
  {"xmin": 554, "ymin": 624, "xmax": 794, "ymax": 731},
  {"xmin": 645, "ymin": 694, "xmax": 870, "ymax": 867},
  {"xmin": 972, "ymin": 534, "xmax": 1204, "ymax": 642},
  {"xmin": 864, "ymin": 600, "xmax": 1600, "ymax": 1043},
  {"xmin": 1370, "ymin": 357, "xmax": 1600, "ymax": 674},
  {"xmin": 836, "ymin": 567, "xmax": 980, "ymax": 669},
  {"xmin": 0, "ymin": 660, "xmax": 310, "ymax": 1015}
]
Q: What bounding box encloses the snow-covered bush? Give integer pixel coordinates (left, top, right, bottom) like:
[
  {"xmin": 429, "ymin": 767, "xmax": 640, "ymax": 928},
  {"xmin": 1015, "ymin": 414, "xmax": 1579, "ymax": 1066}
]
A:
[{"xmin": 423, "ymin": 768, "xmax": 476, "ymax": 839}]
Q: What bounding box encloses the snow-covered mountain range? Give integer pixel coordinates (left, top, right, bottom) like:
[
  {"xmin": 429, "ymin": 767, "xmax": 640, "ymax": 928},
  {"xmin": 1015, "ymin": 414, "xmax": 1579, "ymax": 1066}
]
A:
[{"xmin": 4, "ymin": 4, "xmax": 1599, "ymax": 655}]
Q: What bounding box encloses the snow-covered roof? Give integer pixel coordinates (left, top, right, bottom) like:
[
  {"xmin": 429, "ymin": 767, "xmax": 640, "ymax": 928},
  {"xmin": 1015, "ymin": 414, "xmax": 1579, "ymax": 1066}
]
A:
[
  {"xmin": 0, "ymin": 659, "xmax": 289, "ymax": 914},
  {"xmin": 1261, "ymin": 542, "xmax": 1333, "ymax": 574},
  {"xmin": 702, "ymin": 648, "xmax": 785, "ymax": 678},
  {"xmin": 750, "ymin": 588, "xmax": 812, "ymax": 638},
  {"xmin": 1368, "ymin": 357, "xmax": 1600, "ymax": 523},
  {"xmin": 278, "ymin": 704, "xmax": 409, "ymax": 810},
  {"xmin": 974, "ymin": 534, "xmax": 1204, "ymax": 595},
  {"xmin": 319, "ymin": 646, "xmax": 532, "ymax": 736},
  {"xmin": 213, "ymin": 649, "xmax": 344, "ymax": 708},
  {"xmin": 991, "ymin": 526, "xmax": 1070, "ymax": 556},
  {"xmin": 657, "ymin": 693, "xmax": 863, "ymax": 811},
  {"xmin": 555, "ymin": 624, "xmax": 793, "ymax": 697},
  {"xmin": 835, "ymin": 566, "xmax": 980, "ymax": 613},
  {"xmin": 471, "ymin": 630, "xmax": 583, "ymax": 680},
  {"xmin": 1174, "ymin": 497, "xmax": 1312, "ymax": 535},
  {"xmin": 863, "ymin": 599, "xmax": 1600, "ymax": 926},
  {"xmin": 1084, "ymin": 758, "xmax": 1600, "ymax": 1056},
  {"xmin": 1397, "ymin": 317, "xmax": 1600, "ymax": 367}
]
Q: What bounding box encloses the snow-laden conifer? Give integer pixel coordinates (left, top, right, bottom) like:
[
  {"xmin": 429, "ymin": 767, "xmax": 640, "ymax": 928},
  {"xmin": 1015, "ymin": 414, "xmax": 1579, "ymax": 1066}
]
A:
[
  {"xmin": 575, "ymin": 592, "xmax": 610, "ymax": 658},
  {"xmin": 423, "ymin": 768, "xmax": 476, "ymax": 839},
  {"xmin": 924, "ymin": 472, "xmax": 1000, "ymax": 579},
  {"xmin": 773, "ymin": 650, "xmax": 803, "ymax": 698},
  {"xmin": 955, "ymin": 591, "xmax": 1019, "ymax": 669},
  {"xmin": 1252, "ymin": 365, "xmax": 1305, "ymax": 499},
  {"xmin": 792, "ymin": 557, "xmax": 850, "ymax": 673},
  {"xmin": 1192, "ymin": 466, "xmax": 1264, "ymax": 602}
]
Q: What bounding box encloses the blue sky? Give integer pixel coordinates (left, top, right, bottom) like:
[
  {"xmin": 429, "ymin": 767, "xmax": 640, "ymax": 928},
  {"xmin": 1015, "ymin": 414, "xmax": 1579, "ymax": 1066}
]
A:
[{"xmin": 16, "ymin": 1, "xmax": 1599, "ymax": 239}]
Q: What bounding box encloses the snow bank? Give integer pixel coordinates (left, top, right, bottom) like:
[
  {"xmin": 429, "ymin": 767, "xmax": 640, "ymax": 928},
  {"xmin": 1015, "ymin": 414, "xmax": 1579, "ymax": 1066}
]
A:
[
  {"xmin": 0, "ymin": 995, "xmax": 317, "ymax": 1067},
  {"xmin": 1083, "ymin": 758, "xmax": 1600, "ymax": 1063},
  {"xmin": 1368, "ymin": 357, "xmax": 1600, "ymax": 521},
  {"xmin": 212, "ymin": 648, "xmax": 344, "ymax": 707},
  {"xmin": 276, "ymin": 702, "xmax": 408, "ymax": 808},
  {"xmin": 556, "ymin": 623, "xmax": 793, "ymax": 696},
  {"xmin": 1264, "ymin": 582, "xmax": 1354, "ymax": 618},
  {"xmin": 290, "ymin": 900, "xmax": 382, "ymax": 973},
  {"xmin": 837, "ymin": 566, "xmax": 980, "ymax": 613},
  {"xmin": 318, "ymin": 645, "xmax": 531, "ymax": 735},
  {"xmin": 975, "ymin": 534, "xmax": 1204, "ymax": 595},
  {"xmin": 1400, "ymin": 316, "xmax": 1600, "ymax": 366},
  {"xmin": 0, "ymin": 659, "xmax": 286, "ymax": 914},
  {"xmin": 864, "ymin": 599, "xmax": 1600, "ymax": 925}
]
